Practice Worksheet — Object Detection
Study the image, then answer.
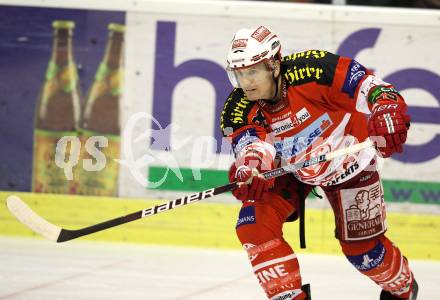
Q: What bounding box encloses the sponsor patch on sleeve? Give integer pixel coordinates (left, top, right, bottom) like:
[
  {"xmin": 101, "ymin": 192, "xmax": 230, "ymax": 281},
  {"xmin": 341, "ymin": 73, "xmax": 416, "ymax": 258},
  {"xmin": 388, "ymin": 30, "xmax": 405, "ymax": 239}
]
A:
[
  {"xmin": 342, "ymin": 60, "xmax": 367, "ymax": 98},
  {"xmin": 236, "ymin": 205, "xmax": 256, "ymax": 228}
]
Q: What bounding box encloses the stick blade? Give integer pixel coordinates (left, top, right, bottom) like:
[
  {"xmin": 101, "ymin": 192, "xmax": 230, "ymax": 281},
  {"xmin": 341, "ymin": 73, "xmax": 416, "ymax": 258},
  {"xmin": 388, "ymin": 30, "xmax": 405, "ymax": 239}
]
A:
[{"xmin": 6, "ymin": 195, "xmax": 61, "ymax": 242}]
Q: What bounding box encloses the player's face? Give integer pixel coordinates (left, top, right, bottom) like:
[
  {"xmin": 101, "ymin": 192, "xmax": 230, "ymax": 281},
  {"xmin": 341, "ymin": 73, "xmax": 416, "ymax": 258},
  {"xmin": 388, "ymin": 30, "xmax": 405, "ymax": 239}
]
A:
[{"xmin": 234, "ymin": 62, "xmax": 275, "ymax": 100}]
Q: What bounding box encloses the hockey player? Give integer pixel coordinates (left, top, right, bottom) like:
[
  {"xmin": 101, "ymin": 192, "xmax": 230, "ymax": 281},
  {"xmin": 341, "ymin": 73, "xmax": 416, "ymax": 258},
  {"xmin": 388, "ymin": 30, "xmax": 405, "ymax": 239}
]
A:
[{"xmin": 221, "ymin": 25, "xmax": 418, "ymax": 300}]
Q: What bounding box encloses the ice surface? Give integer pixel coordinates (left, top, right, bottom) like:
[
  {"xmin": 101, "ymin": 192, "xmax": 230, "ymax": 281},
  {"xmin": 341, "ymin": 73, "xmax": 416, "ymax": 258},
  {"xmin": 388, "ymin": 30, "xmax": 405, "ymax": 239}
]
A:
[{"xmin": 0, "ymin": 237, "xmax": 437, "ymax": 300}]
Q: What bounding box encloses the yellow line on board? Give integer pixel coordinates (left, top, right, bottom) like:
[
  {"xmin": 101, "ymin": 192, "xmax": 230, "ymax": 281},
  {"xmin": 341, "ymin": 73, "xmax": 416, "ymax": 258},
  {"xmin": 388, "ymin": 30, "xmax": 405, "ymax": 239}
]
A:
[{"xmin": 1, "ymin": 191, "xmax": 439, "ymax": 260}]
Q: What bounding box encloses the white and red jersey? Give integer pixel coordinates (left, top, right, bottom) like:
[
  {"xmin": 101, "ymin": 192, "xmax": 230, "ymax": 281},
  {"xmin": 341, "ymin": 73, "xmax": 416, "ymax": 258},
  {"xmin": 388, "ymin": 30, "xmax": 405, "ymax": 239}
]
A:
[{"xmin": 220, "ymin": 50, "xmax": 398, "ymax": 187}]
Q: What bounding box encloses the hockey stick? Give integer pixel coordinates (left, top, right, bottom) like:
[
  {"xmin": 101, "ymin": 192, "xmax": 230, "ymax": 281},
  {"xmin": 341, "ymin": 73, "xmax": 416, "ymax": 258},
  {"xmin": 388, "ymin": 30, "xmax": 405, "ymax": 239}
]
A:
[{"xmin": 6, "ymin": 139, "xmax": 374, "ymax": 243}]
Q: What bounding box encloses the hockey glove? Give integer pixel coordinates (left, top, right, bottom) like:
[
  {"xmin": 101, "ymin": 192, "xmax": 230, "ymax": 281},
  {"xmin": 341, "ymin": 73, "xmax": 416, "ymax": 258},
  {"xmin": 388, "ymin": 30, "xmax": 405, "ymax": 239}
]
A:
[
  {"xmin": 368, "ymin": 88, "xmax": 411, "ymax": 158},
  {"xmin": 228, "ymin": 155, "xmax": 274, "ymax": 201}
]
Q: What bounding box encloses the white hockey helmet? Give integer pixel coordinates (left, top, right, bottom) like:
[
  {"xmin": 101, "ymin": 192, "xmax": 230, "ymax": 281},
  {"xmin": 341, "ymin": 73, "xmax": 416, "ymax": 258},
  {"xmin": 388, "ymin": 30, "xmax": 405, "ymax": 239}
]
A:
[{"xmin": 226, "ymin": 25, "xmax": 281, "ymax": 88}]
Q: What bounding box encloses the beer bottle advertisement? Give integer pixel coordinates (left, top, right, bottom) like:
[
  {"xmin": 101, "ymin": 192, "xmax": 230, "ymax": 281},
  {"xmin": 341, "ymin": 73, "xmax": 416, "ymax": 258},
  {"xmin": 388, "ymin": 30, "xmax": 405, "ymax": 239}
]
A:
[
  {"xmin": 32, "ymin": 20, "xmax": 81, "ymax": 194},
  {"xmin": 76, "ymin": 23, "xmax": 125, "ymax": 196}
]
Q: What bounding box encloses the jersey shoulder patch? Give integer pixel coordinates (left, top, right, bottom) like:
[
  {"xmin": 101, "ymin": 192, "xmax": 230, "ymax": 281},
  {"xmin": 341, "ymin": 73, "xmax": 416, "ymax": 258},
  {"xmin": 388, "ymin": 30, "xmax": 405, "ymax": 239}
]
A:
[
  {"xmin": 281, "ymin": 50, "xmax": 339, "ymax": 87},
  {"xmin": 220, "ymin": 88, "xmax": 257, "ymax": 136}
]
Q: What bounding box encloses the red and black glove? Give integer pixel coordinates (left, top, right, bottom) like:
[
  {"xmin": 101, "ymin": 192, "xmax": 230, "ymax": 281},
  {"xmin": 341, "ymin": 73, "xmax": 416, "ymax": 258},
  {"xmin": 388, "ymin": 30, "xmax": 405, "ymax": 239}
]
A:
[
  {"xmin": 228, "ymin": 154, "xmax": 274, "ymax": 201},
  {"xmin": 368, "ymin": 88, "xmax": 411, "ymax": 158}
]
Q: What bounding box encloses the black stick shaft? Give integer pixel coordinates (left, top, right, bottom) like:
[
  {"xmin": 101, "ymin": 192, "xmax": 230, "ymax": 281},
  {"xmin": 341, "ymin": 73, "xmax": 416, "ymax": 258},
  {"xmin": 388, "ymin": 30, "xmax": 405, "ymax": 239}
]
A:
[
  {"xmin": 57, "ymin": 183, "xmax": 237, "ymax": 242},
  {"xmin": 56, "ymin": 154, "xmax": 323, "ymax": 242},
  {"xmin": 56, "ymin": 140, "xmax": 373, "ymax": 242}
]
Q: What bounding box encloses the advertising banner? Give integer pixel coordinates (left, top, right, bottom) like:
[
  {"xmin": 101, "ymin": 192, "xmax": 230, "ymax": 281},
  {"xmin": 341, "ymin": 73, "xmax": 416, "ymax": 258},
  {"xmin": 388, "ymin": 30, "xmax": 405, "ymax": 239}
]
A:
[{"xmin": 0, "ymin": 5, "xmax": 125, "ymax": 196}]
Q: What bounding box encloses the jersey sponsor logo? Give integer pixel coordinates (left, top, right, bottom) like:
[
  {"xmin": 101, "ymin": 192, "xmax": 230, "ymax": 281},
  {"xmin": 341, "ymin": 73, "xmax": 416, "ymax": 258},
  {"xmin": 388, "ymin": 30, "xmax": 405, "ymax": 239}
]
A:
[
  {"xmin": 342, "ymin": 60, "xmax": 367, "ymax": 98},
  {"xmin": 346, "ymin": 241, "xmax": 386, "ymax": 271},
  {"xmin": 233, "ymin": 128, "xmax": 259, "ymax": 154},
  {"xmin": 282, "ymin": 50, "xmax": 338, "ymax": 87},
  {"xmin": 323, "ymin": 162, "xmax": 360, "ymax": 186},
  {"xmin": 271, "ymin": 118, "xmax": 294, "ymax": 136},
  {"xmin": 284, "ymin": 64, "xmax": 324, "ymax": 86},
  {"xmin": 283, "ymin": 49, "xmax": 328, "ymax": 61},
  {"xmin": 251, "ymin": 25, "xmax": 271, "ymax": 42},
  {"xmin": 271, "ymin": 111, "xmax": 291, "ymax": 123},
  {"xmin": 230, "ymin": 96, "xmax": 252, "ymax": 124},
  {"xmin": 236, "ymin": 205, "xmax": 256, "ymax": 228},
  {"xmin": 256, "ymin": 264, "xmax": 289, "ymax": 284},
  {"xmin": 274, "ymin": 113, "xmax": 333, "ymax": 159},
  {"xmin": 292, "ymin": 107, "xmax": 311, "ymax": 127},
  {"xmin": 221, "ymin": 94, "xmax": 252, "ymax": 130},
  {"xmin": 342, "ymin": 182, "xmax": 386, "ymax": 240}
]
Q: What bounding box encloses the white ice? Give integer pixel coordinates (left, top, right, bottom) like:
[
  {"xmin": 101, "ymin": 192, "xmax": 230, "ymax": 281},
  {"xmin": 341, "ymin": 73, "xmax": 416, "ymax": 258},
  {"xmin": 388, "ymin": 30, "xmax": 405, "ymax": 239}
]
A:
[{"xmin": 0, "ymin": 237, "xmax": 438, "ymax": 300}]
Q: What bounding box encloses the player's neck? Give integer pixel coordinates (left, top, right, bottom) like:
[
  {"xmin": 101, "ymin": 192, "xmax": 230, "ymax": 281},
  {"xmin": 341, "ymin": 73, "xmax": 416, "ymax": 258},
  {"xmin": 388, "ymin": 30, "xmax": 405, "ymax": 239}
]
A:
[{"xmin": 265, "ymin": 76, "xmax": 283, "ymax": 104}]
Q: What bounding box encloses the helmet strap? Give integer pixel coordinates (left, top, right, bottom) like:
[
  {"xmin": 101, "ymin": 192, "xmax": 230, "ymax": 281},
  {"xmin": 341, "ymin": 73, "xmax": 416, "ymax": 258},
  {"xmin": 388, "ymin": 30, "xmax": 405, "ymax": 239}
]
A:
[{"xmin": 272, "ymin": 71, "xmax": 280, "ymax": 100}]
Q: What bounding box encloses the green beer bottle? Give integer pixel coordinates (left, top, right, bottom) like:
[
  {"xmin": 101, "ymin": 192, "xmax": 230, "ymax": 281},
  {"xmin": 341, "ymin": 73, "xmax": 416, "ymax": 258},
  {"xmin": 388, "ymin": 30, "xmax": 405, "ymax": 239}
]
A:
[
  {"xmin": 32, "ymin": 20, "xmax": 81, "ymax": 194},
  {"xmin": 77, "ymin": 23, "xmax": 125, "ymax": 196}
]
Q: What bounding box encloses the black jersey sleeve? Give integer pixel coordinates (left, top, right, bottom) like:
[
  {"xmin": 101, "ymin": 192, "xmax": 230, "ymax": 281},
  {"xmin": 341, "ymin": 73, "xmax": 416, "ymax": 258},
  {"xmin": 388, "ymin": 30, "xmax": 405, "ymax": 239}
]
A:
[
  {"xmin": 219, "ymin": 88, "xmax": 274, "ymax": 157},
  {"xmin": 220, "ymin": 88, "xmax": 258, "ymax": 137},
  {"xmin": 281, "ymin": 49, "xmax": 340, "ymax": 87}
]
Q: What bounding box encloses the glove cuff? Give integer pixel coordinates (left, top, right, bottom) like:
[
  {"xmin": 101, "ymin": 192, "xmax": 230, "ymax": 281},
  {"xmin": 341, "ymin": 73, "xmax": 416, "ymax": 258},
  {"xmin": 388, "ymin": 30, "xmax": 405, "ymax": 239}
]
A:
[{"xmin": 368, "ymin": 86, "xmax": 401, "ymax": 105}]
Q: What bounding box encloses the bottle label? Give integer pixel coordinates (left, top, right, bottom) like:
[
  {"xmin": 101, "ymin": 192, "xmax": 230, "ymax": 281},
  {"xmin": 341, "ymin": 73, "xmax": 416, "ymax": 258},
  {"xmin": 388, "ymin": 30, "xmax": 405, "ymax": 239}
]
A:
[
  {"xmin": 60, "ymin": 63, "xmax": 79, "ymax": 93},
  {"xmin": 95, "ymin": 63, "xmax": 111, "ymax": 81},
  {"xmin": 32, "ymin": 129, "xmax": 77, "ymax": 194},
  {"xmin": 92, "ymin": 63, "xmax": 122, "ymax": 97},
  {"xmin": 75, "ymin": 130, "xmax": 120, "ymax": 196},
  {"xmin": 109, "ymin": 69, "xmax": 123, "ymax": 96},
  {"xmin": 46, "ymin": 61, "xmax": 59, "ymax": 80},
  {"xmin": 42, "ymin": 61, "xmax": 79, "ymax": 102}
]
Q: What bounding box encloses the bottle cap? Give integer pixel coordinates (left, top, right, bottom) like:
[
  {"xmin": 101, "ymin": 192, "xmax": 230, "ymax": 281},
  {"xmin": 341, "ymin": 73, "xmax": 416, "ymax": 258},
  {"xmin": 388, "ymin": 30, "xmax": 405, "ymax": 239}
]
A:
[
  {"xmin": 52, "ymin": 20, "xmax": 75, "ymax": 29},
  {"xmin": 108, "ymin": 23, "xmax": 125, "ymax": 33}
]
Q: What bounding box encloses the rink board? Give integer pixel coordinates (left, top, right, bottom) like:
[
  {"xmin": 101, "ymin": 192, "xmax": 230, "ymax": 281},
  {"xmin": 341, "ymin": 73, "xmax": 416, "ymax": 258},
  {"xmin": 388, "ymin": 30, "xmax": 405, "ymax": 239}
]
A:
[{"xmin": 1, "ymin": 191, "xmax": 439, "ymax": 260}]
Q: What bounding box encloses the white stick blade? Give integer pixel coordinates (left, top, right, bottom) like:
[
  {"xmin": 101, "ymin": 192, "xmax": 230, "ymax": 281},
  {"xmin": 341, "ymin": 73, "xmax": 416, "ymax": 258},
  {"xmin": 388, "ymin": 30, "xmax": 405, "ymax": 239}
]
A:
[{"xmin": 6, "ymin": 195, "xmax": 61, "ymax": 242}]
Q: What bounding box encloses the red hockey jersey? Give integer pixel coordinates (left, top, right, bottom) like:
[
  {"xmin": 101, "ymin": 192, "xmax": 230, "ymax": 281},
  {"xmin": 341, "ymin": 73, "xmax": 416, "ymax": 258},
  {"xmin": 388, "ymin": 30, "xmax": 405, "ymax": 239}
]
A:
[{"xmin": 220, "ymin": 50, "xmax": 392, "ymax": 186}]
